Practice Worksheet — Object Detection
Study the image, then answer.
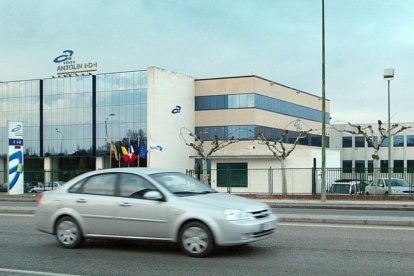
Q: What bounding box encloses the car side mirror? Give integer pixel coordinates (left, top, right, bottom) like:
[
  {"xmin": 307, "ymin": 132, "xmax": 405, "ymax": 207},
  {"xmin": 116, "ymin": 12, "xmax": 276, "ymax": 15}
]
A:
[{"xmin": 144, "ymin": 190, "xmax": 163, "ymax": 201}]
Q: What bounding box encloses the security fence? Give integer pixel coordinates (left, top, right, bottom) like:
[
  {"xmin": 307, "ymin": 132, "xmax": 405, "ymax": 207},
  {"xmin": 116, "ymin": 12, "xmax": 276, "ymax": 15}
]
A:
[
  {"xmin": 186, "ymin": 167, "xmax": 414, "ymax": 196},
  {"xmin": 1, "ymin": 169, "xmax": 92, "ymax": 193},
  {"xmin": 1, "ymin": 167, "xmax": 413, "ymax": 195}
]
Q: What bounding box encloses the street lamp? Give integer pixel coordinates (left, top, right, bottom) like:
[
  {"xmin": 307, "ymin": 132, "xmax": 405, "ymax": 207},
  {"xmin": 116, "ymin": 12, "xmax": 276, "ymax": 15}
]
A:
[
  {"xmin": 384, "ymin": 68, "xmax": 394, "ymax": 194},
  {"xmin": 105, "ymin": 113, "xmax": 115, "ymax": 168},
  {"xmin": 55, "ymin": 128, "xmax": 64, "ymax": 154},
  {"xmin": 320, "ymin": 0, "xmax": 327, "ymax": 202}
]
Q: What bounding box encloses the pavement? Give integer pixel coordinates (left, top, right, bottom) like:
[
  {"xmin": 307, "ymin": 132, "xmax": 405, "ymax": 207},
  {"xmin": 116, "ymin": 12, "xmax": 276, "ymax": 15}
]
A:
[{"xmin": 1, "ymin": 192, "xmax": 414, "ymax": 227}]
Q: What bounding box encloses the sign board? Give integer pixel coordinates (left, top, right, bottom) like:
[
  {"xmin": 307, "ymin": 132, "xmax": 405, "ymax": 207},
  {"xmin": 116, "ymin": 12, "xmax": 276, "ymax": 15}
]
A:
[
  {"xmin": 8, "ymin": 121, "xmax": 24, "ymax": 195},
  {"xmin": 54, "ymin": 50, "xmax": 98, "ymax": 75}
]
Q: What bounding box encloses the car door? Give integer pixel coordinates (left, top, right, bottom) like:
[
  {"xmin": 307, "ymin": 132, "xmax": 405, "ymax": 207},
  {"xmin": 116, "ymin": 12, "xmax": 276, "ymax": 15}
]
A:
[
  {"xmin": 113, "ymin": 173, "xmax": 170, "ymax": 239},
  {"xmin": 66, "ymin": 173, "xmax": 118, "ymax": 235},
  {"xmin": 377, "ymin": 179, "xmax": 387, "ymax": 194}
]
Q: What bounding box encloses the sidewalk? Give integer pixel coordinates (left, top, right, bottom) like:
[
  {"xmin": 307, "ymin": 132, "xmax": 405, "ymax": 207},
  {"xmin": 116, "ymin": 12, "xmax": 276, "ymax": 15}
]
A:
[{"xmin": 1, "ymin": 193, "xmax": 414, "ymax": 227}]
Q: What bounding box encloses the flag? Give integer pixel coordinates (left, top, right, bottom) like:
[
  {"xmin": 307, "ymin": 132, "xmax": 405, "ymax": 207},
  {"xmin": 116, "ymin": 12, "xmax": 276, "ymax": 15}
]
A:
[
  {"xmin": 150, "ymin": 143, "xmax": 164, "ymax": 152},
  {"xmin": 138, "ymin": 140, "xmax": 148, "ymax": 159},
  {"xmin": 128, "ymin": 145, "xmax": 137, "ymax": 164},
  {"xmin": 111, "ymin": 143, "xmax": 119, "ymax": 161},
  {"xmin": 121, "ymin": 145, "xmax": 130, "ymax": 162}
]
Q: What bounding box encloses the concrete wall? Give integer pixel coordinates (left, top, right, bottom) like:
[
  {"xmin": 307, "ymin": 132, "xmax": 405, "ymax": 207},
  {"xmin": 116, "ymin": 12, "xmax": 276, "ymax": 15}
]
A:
[{"xmin": 147, "ymin": 67, "xmax": 195, "ymax": 172}]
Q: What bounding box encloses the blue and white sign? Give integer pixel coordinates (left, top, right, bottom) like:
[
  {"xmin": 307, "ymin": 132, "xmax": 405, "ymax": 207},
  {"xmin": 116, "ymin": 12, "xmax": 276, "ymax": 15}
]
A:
[{"xmin": 8, "ymin": 121, "xmax": 24, "ymax": 195}]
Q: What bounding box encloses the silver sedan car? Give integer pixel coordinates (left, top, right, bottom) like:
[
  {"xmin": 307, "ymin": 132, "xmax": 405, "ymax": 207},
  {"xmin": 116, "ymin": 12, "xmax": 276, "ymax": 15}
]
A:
[{"xmin": 35, "ymin": 168, "xmax": 277, "ymax": 257}]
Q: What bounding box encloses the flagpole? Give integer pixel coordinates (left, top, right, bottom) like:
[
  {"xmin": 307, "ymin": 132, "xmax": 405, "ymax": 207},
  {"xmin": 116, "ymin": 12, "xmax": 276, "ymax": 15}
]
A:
[
  {"xmin": 128, "ymin": 136, "xmax": 131, "ymax": 168},
  {"xmin": 138, "ymin": 135, "xmax": 140, "ymax": 168}
]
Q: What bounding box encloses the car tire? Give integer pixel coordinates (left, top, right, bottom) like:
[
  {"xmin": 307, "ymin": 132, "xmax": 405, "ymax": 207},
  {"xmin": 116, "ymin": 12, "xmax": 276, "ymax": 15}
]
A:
[
  {"xmin": 365, "ymin": 192, "xmax": 370, "ymax": 195},
  {"xmin": 179, "ymin": 221, "xmax": 214, "ymax": 258},
  {"xmin": 55, "ymin": 216, "xmax": 84, "ymax": 249}
]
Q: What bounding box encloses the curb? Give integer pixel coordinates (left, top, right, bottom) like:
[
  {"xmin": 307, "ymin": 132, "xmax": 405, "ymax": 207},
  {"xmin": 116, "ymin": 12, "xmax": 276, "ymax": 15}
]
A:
[
  {"xmin": 267, "ymin": 202, "xmax": 414, "ymax": 211},
  {"xmin": 277, "ymin": 215, "xmax": 414, "ymax": 227},
  {"xmin": 0, "ymin": 208, "xmax": 35, "ymax": 214},
  {"xmin": 1, "ymin": 208, "xmax": 414, "ymax": 227}
]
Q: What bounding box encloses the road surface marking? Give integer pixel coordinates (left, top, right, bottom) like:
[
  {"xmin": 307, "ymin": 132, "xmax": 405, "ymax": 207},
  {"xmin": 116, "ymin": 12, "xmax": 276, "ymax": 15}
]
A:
[{"xmin": 0, "ymin": 268, "xmax": 82, "ymax": 276}]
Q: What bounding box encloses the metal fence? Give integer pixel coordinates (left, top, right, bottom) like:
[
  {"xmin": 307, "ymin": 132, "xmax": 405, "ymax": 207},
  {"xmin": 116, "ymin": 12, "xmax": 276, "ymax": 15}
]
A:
[
  {"xmin": 2, "ymin": 167, "xmax": 414, "ymax": 195},
  {"xmin": 1, "ymin": 169, "xmax": 92, "ymax": 192},
  {"xmin": 187, "ymin": 167, "xmax": 414, "ymax": 196}
]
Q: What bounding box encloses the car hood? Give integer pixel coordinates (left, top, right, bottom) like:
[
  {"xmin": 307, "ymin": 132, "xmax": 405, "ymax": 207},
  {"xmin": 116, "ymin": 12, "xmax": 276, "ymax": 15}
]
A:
[
  {"xmin": 391, "ymin": 187, "xmax": 411, "ymax": 194},
  {"xmin": 178, "ymin": 192, "xmax": 269, "ymax": 212}
]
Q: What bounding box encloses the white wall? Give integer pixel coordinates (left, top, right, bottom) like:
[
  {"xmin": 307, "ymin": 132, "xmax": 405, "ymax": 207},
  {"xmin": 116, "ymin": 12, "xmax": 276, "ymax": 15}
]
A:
[
  {"xmin": 147, "ymin": 67, "xmax": 195, "ymax": 172},
  {"xmin": 210, "ymin": 148, "xmax": 340, "ymax": 194}
]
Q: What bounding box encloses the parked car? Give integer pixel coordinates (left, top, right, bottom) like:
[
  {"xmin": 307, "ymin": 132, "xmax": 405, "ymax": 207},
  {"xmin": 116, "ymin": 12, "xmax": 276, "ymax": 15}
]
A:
[
  {"xmin": 30, "ymin": 181, "xmax": 65, "ymax": 193},
  {"xmin": 328, "ymin": 179, "xmax": 370, "ymax": 195},
  {"xmin": 24, "ymin": 182, "xmax": 34, "ymax": 193},
  {"xmin": 365, "ymin": 178, "xmax": 413, "ymax": 195},
  {"xmin": 0, "ymin": 182, "xmax": 34, "ymax": 193},
  {"xmin": 35, "ymin": 168, "xmax": 277, "ymax": 257},
  {"xmin": 0, "ymin": 183, "xmax": 8, "ymax": 192}
]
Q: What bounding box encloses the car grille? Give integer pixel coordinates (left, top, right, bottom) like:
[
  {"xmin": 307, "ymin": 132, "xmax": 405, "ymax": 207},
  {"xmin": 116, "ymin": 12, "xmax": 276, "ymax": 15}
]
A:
[
  {"xmin": 252, "ymin": 229, "xmax": 274, "ymax": 238},
  {"xmin": 249, "ymin": 209, "xmax": 271, "ymax": 219}
]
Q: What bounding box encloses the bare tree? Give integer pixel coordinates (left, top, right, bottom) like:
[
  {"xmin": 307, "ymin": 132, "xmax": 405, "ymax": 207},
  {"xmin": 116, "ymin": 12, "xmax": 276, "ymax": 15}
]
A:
[
  {"xmin": 340, "ymin": 120, "xmax": 411, "ymax": 194},
  {"xmin": 256, "ymin": 128, "xmax": 314, "ymax": 194},
  {"xmin": 180, "ymin": 127, "xmax": 239, "ymax": 184}
]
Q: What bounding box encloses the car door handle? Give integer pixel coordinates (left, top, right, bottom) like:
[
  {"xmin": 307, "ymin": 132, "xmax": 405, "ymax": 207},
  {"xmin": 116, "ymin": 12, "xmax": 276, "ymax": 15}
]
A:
[
  {"xmin": 76, "ymin": 199, "xmax": 87, "ymax": 203},
  {"xmin": 119, "ymin": 202, "xmax": 132, "ymax": 207}
]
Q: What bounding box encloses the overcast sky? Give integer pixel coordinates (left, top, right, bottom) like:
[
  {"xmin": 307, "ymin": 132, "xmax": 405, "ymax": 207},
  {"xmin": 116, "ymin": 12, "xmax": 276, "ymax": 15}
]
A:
[{"xmin": 1, "ymin": 0, "xmax": 413, "ymax": 124}]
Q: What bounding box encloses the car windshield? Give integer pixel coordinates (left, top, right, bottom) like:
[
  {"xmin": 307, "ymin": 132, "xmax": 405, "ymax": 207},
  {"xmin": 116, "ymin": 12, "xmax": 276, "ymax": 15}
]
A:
[
  {"xmin": 387, "ymin": 179, "xmax": 410, "ymax": 187},
  {"xmin": 150, "ymin": 172, "xmax": 217, "ymax": 196}
]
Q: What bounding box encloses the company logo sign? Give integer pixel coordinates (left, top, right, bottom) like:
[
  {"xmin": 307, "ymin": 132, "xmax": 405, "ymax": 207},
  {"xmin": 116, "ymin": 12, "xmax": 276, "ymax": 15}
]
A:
[
  {"xmin": 54, "ymin": 50, "xmax": 98, "ymax": 75},
  {"xmin": 53, "ymin": 50, "xmax": 74, "ymax": 63}
]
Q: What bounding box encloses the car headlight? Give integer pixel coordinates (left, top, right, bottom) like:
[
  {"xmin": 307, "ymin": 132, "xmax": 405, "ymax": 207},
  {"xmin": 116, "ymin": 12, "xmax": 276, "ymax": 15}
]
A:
[{"xmin": 224, "ymin": 209, "xmax": 253, "ymax": 221}]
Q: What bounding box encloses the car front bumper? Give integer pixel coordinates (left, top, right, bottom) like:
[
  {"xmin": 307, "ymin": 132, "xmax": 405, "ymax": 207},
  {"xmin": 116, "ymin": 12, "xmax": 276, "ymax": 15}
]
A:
[{"xmin": 214, "ymin": 214, "xmax": 278, "ymax": 246}]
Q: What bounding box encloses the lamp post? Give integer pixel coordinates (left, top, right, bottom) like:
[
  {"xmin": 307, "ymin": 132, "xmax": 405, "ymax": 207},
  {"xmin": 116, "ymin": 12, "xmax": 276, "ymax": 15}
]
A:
[
  {"xmin": 320, "ymin": 0, "xmax": 327, "ymax": 202},
  {"xmin": 105, "ymin": 113, "xmax": 115, "ymax": 168},
  {"xmin": 384, "ymin": 68, "xmax": 394, "ymax": 194},
  {"xmin": 55, "ymin": 128, "xmax": 64, "ymax": 154}
]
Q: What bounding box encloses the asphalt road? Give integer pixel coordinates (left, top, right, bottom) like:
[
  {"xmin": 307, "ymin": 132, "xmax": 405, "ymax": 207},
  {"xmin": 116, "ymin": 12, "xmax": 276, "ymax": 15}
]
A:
[{"xmin": 1, "ymin": 215, "xmax": 414, "ymax": 276}]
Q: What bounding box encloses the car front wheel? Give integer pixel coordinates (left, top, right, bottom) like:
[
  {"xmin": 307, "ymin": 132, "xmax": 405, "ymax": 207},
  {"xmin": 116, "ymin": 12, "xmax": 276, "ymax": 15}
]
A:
[
  {"xmin": 55, "ymin": 216, "xmax": 84, "ymax": 249},
  {"xmin": 179, "ymin": 221, "xmax": 214, "ymax": 257}
]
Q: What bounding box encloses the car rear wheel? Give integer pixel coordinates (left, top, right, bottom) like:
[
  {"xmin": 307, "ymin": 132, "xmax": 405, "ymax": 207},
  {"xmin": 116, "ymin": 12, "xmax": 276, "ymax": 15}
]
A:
[
  {"xmin": 179, "ymin": 221, "xmax": 214, "ymax": 257},
  {"xmin": 55, "ymin": 216, "xmax": 84, "ymax": 249},
  {"xmin": 365, "ymin": 192, "xmax": 370, "ymax": 195}
]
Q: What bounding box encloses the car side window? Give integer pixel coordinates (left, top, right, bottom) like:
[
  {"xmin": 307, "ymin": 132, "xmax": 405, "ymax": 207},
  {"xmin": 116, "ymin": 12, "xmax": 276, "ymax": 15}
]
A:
[
  {"xmin": 82, "ymin": 174, "xmax": 117, "ymax": 196},
  {"xmin": 119, "ymin": 173, "xmax": 156, "ymax": 199},
  {"xmin": 378, "ymin": 180, "xmax": 384, "ymax": 187}
]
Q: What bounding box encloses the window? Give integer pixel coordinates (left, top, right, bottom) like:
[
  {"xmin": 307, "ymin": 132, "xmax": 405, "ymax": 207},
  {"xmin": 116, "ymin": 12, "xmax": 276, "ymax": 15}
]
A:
[
  {"xmin": 82, "ymin": 174, "xmax": 117, "ymax": 196},
  {"xmin": 408, "ymin": 160, "xmax": 414, "ymax": 173},
  {"xmin": 380, "ymin": 160, "xmax": 388, "ymax": 173},
  {"xmin": 354, "ymin": 136, "xmax": 365, "ymax": 148},
  {"xmin": 119, "ymin": 173, "xmax": 156, "ymax": 198},
  {"xmin": 342, "ymin": 160, "xmax": 352, "ymax": 173},
  {"xmin": 217, "ymin": 163, "xmax": 248, "ymax": 187},
  {"xmin": 342, "ymin": 137, "xmax": 352, "ymax": 148},
  {"xmin": 382, "ymin": 137, "xmax": 389, "ymax": 147},
  {"xmin": 407, "ymin": 135, "xmax": 414, "ymax": 147},
  {"xmin": 368, "ymin": 160, "xmax": 374, "ymax": 173},
  {"xmin": 393, "ymin": 135, "xmax": 404, "ymax": 147},
  {"xmin": 355, "ymin": 160, "xmax": 365, "ymax": 173},
  {"xmin": 393, "ymin": 160, "xmax": 404, "ymax": 173}
]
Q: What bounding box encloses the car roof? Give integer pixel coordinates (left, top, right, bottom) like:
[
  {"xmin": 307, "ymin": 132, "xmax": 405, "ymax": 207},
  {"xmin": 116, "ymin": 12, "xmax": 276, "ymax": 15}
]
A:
[{"xmin": 85, "ymin": 167, "xmax": 179, "ymax": 177}]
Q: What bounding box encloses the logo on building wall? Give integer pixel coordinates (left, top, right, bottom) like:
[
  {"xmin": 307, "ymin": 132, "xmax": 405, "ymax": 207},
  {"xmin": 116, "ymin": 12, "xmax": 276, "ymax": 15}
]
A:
[
  {"xmin": 54, "ymin": 50, "xmax": 98, "ymax": 76},
  {"xmin": 171, "ymin": 105, "xmax": 182, "ymax": 114}
]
